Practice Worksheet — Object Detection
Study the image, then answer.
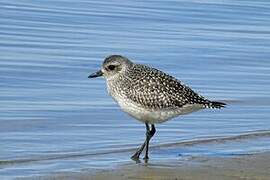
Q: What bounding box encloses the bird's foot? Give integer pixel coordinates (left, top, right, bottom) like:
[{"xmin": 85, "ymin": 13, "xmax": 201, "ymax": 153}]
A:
[
  {"xmin": 143, "ymin": 155, "xmax": 149, "ymax": 163},
  {"xmin": 131, "ymin": 152, "xmax": 142, "ymax": 163}
]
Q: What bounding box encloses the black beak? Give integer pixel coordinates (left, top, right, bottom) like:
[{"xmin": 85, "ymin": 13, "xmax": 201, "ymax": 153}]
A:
[{"xmin": 88, "ymin": 70, "xmax": 103, "ymax": 78}]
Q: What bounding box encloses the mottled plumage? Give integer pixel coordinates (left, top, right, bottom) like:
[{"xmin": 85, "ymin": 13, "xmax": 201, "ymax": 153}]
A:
[
  {"xmin": 88, "ymin": 55, "xmax": 226, "ymax": 161},
  {"xmin": 112, "ymin": 63, "xmax": 223, "ymax": 110}
]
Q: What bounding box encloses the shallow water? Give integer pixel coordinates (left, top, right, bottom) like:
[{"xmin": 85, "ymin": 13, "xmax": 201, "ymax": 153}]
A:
[{"xmin": 1, "ymin": 0, "xmax": 270, "ymax": 179}]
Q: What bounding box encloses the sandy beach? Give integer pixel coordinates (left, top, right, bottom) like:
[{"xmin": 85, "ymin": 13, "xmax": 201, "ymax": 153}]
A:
[{"xmin": 32, "ymin": 151, "xmax": 270, "ymax": 180}]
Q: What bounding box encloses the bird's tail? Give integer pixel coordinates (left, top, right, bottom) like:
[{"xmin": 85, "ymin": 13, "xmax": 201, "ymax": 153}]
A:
[{"xmin": 208, "ymin": 101, "xmax": 226, "ymax": 109}]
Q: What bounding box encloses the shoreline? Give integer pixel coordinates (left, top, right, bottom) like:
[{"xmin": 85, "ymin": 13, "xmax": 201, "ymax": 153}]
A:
[{"xmin": 34, "ymin": 151, "xmax": 270, "ymax": 180}]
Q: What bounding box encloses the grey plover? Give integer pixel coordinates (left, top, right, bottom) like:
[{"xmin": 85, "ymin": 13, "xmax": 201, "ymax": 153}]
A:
[{"xmin": 88, "ymin": 55, "xmax": 225, "ymax": 161}]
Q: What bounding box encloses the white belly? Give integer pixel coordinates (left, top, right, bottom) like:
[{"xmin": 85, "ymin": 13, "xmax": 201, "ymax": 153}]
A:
[{"xmin": 112, "ymin": 94, "xmax": 204, "ymax": 124}]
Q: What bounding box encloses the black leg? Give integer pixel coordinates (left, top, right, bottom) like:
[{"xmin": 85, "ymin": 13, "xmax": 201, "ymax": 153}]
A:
[
  {"xmin": 131, "ymin": 123, "xmax": 148, "ymax": 161},
  {"xmin": 143, "ymin": 124, "xmax": 156, "ymax": 160},
  {"xmin": 131, "ymin": 141, "xmax": 146, "ymax": 161},
  {"xmin": 131, "ymin": 123, "xmax": 156, "ymax": 161}
]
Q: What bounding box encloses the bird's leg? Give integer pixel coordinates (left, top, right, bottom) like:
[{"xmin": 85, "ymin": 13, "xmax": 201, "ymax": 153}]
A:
[
  {"xmin": 143, "ymin": 124, "xmax": 156, "ymax": 161},
  {"xmin": 131, "ymin": 123, "xmax": 150, "ymax": 161}
]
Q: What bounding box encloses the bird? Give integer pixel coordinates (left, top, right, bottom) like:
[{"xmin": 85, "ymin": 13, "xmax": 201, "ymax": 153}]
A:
[{"xmin": 88, "ymin": 55, "xmax": 226, "ymax": 161}]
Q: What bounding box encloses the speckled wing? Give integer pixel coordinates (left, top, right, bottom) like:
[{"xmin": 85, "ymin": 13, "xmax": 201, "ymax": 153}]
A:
[{"xmin": 123, "ymin": 64, "xmax": 211, "ymax": 110}]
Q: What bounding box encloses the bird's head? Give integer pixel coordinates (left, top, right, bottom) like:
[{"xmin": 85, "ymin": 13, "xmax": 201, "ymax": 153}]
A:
[{"xmin": 88, "ymin": 55, "xmax": 133, "ymax": 80}]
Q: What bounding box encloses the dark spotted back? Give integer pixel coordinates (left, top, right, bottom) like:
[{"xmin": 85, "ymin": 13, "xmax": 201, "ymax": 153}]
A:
[{"xmin": 118, "ymin": 64, "xmax": 212, "ymax": 110}]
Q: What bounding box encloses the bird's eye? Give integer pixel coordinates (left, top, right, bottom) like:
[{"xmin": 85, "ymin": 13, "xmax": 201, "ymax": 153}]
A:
[{"xmin": 107, "ymin": 65, "xmax": 116, "ymax": 71}]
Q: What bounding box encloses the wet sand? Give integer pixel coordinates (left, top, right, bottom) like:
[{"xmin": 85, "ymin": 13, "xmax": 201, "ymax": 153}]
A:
[{"xmin": 36, "ymin": 152, "xmax": 270, "ymax": 180}]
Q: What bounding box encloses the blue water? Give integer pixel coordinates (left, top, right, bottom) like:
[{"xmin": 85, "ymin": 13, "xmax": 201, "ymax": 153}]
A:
[{"xmin": 1, "ymin": 0, "xmax": 270, "ymax": 179}]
